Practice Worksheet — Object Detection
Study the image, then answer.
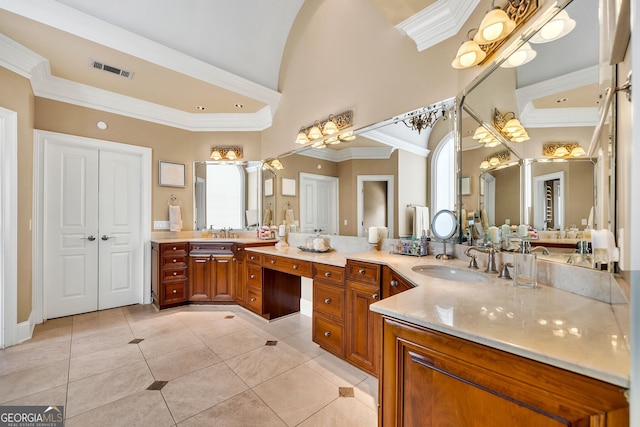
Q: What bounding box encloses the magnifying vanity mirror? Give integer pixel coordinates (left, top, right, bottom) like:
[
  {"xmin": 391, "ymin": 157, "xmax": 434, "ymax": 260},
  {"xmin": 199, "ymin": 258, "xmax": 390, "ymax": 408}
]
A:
[
  {"xmin": 432, "ymin": 209, "xmax": 457, "ymax": 260},
  {"xmin": 456, "ymin": 0, "xmax": 617, "ymax": 269}
]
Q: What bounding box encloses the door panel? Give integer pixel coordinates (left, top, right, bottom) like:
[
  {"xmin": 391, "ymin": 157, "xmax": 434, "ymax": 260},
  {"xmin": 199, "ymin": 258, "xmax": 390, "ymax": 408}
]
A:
[
  {"xmin": 98, "ymin": 151, "xmax": 142, "ymax": 309},
  {"xmin": 44, "ymin": 143, "xmax": 99, "ymax": 318}
]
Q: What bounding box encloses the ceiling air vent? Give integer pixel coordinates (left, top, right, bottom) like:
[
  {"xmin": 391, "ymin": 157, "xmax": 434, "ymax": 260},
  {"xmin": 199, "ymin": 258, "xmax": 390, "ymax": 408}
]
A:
[{"xmin": 90, "ymin": 60, "xmax": 133, "ymax": 79}]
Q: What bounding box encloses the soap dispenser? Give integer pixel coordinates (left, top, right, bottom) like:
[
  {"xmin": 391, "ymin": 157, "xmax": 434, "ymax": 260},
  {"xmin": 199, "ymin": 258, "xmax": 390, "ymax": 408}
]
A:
[{"xmin": 513, "ymin": 240, "xmax": 537, "ymax": 288}]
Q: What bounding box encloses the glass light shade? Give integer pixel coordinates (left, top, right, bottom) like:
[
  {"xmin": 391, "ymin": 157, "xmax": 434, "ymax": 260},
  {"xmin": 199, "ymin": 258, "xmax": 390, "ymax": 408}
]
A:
[
  {"xmin": 325, "ymin": 136, "xmax": 340, "ymax": 145},
  {"xmin": 500, "ymin": 43, "xmax": 537, "ymax": 68},
  {"xmin": 480, "ymin": 160, "xmax": 490, "ymax": 169},
  {"xmin": 530, "ymin": 11, "xmax": 576, "ymax": 44},
  {"xmin": 210, "ymin": 150, "xmax": 222, "ymax": 160},
  {"xmin": 485, "ymin": 140, "xmax": 500, "ymax": 148},
  {"xmin": 296, "ymin": 130, "xmax": 309, "ymax": 144},
  {"xmin": 311, "ymin": 139, "xmax": 325, "ymax": 148},
  {"xmin": 473, "ymin": 126, "xmax": 490, "ymax": 140},
  {"xmin": 489, "ymin": 157, "xmax": 500, "ymax": 166},
  {"xmin": 322, "ymin": 118, "xmax": 338, "ymax": 135},
  {"xmin": 554, "ymin": 146, "xmax": 569, "ymax": 157},
  {"xmin": 226, "ymin": 150, "xmax": 237, "ymax": 160},
  {"xmin": 308, "ymin": 124, "xmax": 323, "ymax": 140},
  {"xmin": 503, "ymin": 118, "xmax": 523, "ymax": 133},
  {"xmin": 451, "ymin": 40, "xmax": 486, "ymax": 69},
  {"xmin": 570, "ymin": 146, "xmax": 585, "ymax": 157},
  {"xmin": 270, "ymin": 159, "xmax": 283, "ymax": 170},
  {"xmin": 339, "ymin": 131, "xmax": 356, "ymax": 141},
  {"xmin": 511, "ymin": 133, "xmax": 530, "ymax": 142},
  {"xmin": 474, "ymin": 8, "xmax": 516, "ymax": 44}
]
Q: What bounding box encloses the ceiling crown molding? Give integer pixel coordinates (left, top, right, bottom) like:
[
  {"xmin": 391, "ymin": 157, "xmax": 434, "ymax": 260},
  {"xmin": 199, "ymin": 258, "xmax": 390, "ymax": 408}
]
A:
[
  {"xmin": 0, "ymin": 33, "xmax": 273, "ymax": 131},
  {"xmin": 298, "ymin": 146, "xmax": 396, "ymax": 162},
  {"xmin": 360, "ymin": 128, "xmax": 431, "ymax": 158},
  {"xmin": 0, "ymin": 0, "xmax": 281, "ymax": 113},
  {"xmin": 396, "ymin": 0, "xmax": 480, "ymax": 52}
]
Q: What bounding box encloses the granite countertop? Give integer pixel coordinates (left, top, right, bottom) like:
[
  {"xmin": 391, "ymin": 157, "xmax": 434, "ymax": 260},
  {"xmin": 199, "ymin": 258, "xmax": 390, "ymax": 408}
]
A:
[
  {"xmin": 246, "ymin": 246, "xmax": 630, "ymax": 388},
  {"xmin": 151, "ymin": 236, "xmax": 278, "ymax": 245}
]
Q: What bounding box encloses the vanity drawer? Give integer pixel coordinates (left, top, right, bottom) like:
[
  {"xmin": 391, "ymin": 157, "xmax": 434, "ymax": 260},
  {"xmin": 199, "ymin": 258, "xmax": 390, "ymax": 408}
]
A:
[
  {"xmin": 161, "ymin": 255, "xmax": 188, "ymax": 269},
  {"xmin": 246, "ymin": 286, "xmax": 263, "ymax": 314},
  {"xmin": 189, "ymin": 242, "xmax": 234, "ymax": 254},
  {"xmin": 162, "ymin": 268, "xmax": 187, "ymax": 281},
  {"xmin": 346, "ymin": 260, "xmax": 381, "ymax": 285},
  {"xmin": 161, "ymin": 243, "xmax": 188, "ymax": 257},
  {"xmin": 263, "ymin": 255, "xmax": 312, "ymax": 277},
  {"xmin": 246, "ymin": 264, "xmax": 262, "ymax": 287},
  {"xmin": 246, "ymin": 252, "xmax": 262, "ymax": 265},
  {"xmin": 382, "ymin": 267, "xmax": 415, "ymax": 299},
  {"xmin": 163, "ymin": 281, "xmax": 187, "ymax": 304},
  {"xmin": 313, "ymin": 282, "xmax": 345, "ymax": 320},
  {"xmin": 313, "ymin": 315, "xmax": 345, "ymax": 357},
  {"xmin": 313, "ymin": 264, "xmax": 345, "ymax": 287}
]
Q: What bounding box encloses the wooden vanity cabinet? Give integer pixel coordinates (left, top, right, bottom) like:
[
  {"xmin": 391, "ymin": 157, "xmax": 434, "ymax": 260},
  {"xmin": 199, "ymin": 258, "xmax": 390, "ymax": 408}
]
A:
[
  {"xmin": 244, "ymin": 252, "xmax": 263, "ymax": 315},
  {"xmin": 151, "ymin": 242, "xmax": 189, "ymax": 309},
  {"xmin": 380, "ymin": 317, "xmax": 629, "ymax": 427},
  {"xmin": 345, "ymin": 260, "xmax": 381, "ymax": 376},
  {"xmin": 381, "ymin": 266, "xmax": 414, "ymax": 299},
  {"xmin": 233, "ymin": 242, "xmax": 276, "ymax": 307},
  {"xmin": 188, "ymin": 243, "xmax": 235, "ymax": 302},
  {"xmin": 312, "ymin": 264, "xmax": 346, "ymax": 358}
]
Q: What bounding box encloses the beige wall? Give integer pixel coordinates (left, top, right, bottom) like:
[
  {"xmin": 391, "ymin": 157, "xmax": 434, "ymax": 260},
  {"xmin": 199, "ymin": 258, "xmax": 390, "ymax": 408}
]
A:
[{"xmin": 0, "ymin": 67, "xmax": 34, "ymax": 322}]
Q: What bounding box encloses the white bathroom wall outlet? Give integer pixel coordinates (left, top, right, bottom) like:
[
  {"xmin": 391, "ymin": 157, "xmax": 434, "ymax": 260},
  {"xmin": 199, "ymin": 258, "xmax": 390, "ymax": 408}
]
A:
[
  {"xmin": 344, "ymin": 219, "xmax": 348, "ymax": 225},
  {"xmin": 154, "ymin": 220, "xmax": 170, "ymax": 229}
]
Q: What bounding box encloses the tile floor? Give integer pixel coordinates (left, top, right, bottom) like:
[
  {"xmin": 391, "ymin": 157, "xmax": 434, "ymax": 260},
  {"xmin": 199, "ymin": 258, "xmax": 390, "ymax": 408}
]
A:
[{"xmin": 0, "ymin": 304, "xmax": 379, "ymax": 426}]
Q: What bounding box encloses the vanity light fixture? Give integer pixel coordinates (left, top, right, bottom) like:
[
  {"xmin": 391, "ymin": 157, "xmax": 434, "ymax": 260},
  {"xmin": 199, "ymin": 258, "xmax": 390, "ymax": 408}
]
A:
[
  {"xmin": 500, "ymin": 42, "xmax": 537, "ymax": 68},
  {"xmin": 451, "ymin": 0, "xmax": 538, "ymax": 69},
  {"xmin": 529, "ymin": 10, "xmax": 575, "ymax": 44},
  {"xmin": 543, "ymin": 143, "xmax": 585, "ymax": 158},
  {"xmin": 494, "ymin": 109, "xmax": 529, "ymax": 142},
  {"xmin": 472, "ymin": 125, "xmax": 500, "ymax": 147},
  {"xmin": 295, "ymin": 110, "xmax": 353, "ymax": 145},
  {"xmin": 479, "ymin": 150, "xmax": 510, "ymax": 169},
  {"xmin": 262, "ymin": 158, "xmax": 284, "ymax": 171},
  {"xmin": 209, "ymin": 146, "xmax": 243, "ymax": 161}
]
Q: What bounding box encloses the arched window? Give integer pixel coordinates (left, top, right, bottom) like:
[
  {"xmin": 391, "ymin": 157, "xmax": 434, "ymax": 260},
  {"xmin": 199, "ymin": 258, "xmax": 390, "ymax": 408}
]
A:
[
  {"xmin": 431, "ymin": 132, "xmax": 455, "ymax": 214},
  {"xmin": 206, "ymin": 164, "xmax": 245, "ymax": 229}
]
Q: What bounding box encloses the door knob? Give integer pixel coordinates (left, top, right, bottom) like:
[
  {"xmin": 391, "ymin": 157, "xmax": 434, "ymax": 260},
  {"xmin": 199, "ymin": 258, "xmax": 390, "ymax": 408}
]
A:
[
  {"xmin": 101, "ymin": 235, "xmax": 114, "ymax": 241},
  {"xmin": 84, "ymin": 235, "xmax": 96, "ymax": 241}
]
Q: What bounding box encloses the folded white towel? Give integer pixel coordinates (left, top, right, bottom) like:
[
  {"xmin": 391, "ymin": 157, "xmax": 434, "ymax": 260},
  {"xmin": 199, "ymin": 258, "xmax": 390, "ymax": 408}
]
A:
[
  {"xmin": 591, "ymin": 229, "xmax": 619, "ymax": 263},
  {"xmin": 169, "ymin": 205, "xmax": 182, "ymax": 232},
  {"xmin": 413, "ymin": 206, "xmax": 429, "ymax": 237}
]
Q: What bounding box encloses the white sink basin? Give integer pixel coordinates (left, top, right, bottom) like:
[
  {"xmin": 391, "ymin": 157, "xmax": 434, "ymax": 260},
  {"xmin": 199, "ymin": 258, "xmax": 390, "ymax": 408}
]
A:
[{"xmin": 411, "ymin": 265, "xmax": 488, "ymax": 282}]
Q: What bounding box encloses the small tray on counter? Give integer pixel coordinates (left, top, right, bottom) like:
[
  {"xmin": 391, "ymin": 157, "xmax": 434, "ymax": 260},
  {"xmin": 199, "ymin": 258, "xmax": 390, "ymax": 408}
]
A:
[{"xmin": 297, "ymin": 246, "xmax": 333, "ymax": 253}]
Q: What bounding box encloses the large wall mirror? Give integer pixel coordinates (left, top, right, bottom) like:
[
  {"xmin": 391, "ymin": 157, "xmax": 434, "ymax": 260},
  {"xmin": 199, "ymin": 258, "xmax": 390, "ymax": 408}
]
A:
[{"xmin": 457, "ymin": 0, "xmax": 618, "ymax": 269}]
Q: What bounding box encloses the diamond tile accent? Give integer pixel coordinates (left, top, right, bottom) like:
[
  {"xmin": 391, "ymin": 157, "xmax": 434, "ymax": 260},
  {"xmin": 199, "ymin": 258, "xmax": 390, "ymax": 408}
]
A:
[
  {"xmin": 147, "ymin": 380, "xmax": 168, "ymax": 391},
  {"xmin": 129, "ymin": 338, "xmax": 144, "ymax": 344},
  {"xmin": 265, "ymin": 340, "xmax": 278, "ymax": 346},
  {"xmin": 339, "ymin": 387, "xmax": 355, "ymax": 397}
]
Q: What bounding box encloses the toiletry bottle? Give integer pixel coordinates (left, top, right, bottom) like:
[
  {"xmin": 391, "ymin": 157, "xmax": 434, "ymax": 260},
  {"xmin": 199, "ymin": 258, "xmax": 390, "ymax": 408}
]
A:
[{"xmin": 420, "ymin": 230, "xmax": 429, "ymax": 256}]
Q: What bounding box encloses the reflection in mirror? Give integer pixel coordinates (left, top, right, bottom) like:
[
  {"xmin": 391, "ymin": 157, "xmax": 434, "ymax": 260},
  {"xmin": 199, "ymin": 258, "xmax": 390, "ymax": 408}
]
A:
[{"xmin": 194, "ymin": 161, "xmax": 261, "ymax": 231}]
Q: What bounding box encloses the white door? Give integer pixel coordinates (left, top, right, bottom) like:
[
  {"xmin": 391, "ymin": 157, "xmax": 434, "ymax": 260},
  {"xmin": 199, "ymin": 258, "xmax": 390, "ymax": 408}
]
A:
[
  {"xmin": 98, "ymin": 150, "xmax": 142, "ymax": 310},
  {"xmin": 44, "ymin": 143, "xmax": 142, "ymax": 318},
  {"xmin": 44, "ymin": 143, "xmax": 100, "ymax": 318},
  {"xmin": 299, "ymin": 173, "xmax": 338, "ymax": 234}
]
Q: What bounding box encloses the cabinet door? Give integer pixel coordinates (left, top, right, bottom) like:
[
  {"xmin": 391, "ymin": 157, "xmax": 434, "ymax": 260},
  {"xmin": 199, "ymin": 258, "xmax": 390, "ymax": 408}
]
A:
[
  {"xmin": 189, "ymin": 255, "xmax": 211, "ymax": 301},
  {"xmin": 346, "ymin": 281, "xmax": 380, "ymax": 375},
  {"xmin": 234, "ymin": 248, "xmax": 246, "ymax": 305},
  {"xmin": 212, "ymin": 256, "xmax": 235, "ymax": 301}
]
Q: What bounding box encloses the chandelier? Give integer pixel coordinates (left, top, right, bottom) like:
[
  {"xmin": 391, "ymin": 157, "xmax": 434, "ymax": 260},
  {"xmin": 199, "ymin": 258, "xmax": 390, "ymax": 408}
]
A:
[{"xmin": 398, "ymin": 105, "xmax": 448, "ymax": 134}]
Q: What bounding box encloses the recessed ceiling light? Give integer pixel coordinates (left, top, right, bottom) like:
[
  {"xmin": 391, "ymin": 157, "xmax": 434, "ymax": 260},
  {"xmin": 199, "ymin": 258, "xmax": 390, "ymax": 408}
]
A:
[
  {"xmin": 96, "ymin": 121, "xmax": 107, "ymax": 130},
  {"xmin": 556, "ymin": 97, "xmax": 568, "ymax": 103},
  {"xmin": 196, "ymin": 106, "xmax": 206, "ymax": 111},
  {"xmin": 235, "ymin": 103, "xmax": 244, "ymax": 108}
]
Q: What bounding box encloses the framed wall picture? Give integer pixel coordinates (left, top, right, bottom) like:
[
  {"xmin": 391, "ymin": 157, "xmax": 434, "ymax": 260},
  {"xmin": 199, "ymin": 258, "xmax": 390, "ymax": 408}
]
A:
[
  {"xmin": 461, "ymin": 176, "xmax": 471, "ymax": 196},
  {"xmin": 159, "ymin": 161, "xmax": 186, "ymax": 187},
  {"xmin": 264, "ymin": 178, "xmax": 274, "ymax": 196},
  {"xmin": 282, "ymin": 178, "xmax": 296, "ymax": 196}
]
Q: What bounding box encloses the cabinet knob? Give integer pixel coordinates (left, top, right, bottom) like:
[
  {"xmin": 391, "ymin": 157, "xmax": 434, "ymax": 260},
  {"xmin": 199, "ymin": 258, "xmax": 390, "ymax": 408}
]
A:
[
  {"xmin": 271, "ymin": 260, "xmax": 276, "ymax": 264},
  {"xmin": 372, "ymin": 293, "xmax": 379, "ymax": 300},
  {"xmin": 293, "ymin": 264, "xmax": 298, "ymax": 270},
  {"xmin": 250, "ymin": 297, "xmax": 257, "ymax": 302},
  {"xmin": 250, "ymin": 256, "xmax": 255, "ymax": 260},
  {"xmin": 324, "ymin": 298, "xmax": 331, "ymax": 304},
  {"xmin": 221, "ymin": 247, "xmax": 225, "ymax": 250},
  {"xmin": 172, "ymin": 289, "xmax": 177, "ymax": 294},
  {"xmin": 359, "ymin": 269, "xmax": 366, "ymax": 275},
  {"xmin": 250, "ymin": 274, "xmax": 255, "ymax": 279},
  {"xmin": 172, "ymin": 246, "xmax": 177, "ymax": 251},
  {"xmin": 173, "ymin": 272, "xmax": 177, "ymax": 276},
  {"xmin": 324, "ymin": 271, "xmax": 331, "ymax": 277},
  {"xmin": 196, "ymin": 246, "xmax": 200, "ymax": 250},
  {"xmin": 390, "ymin": 280, "xmax": 398, "ymax": 287},
  {"xmin": 173, "ymin": 259, "xmax": 177, "ymax": 263},
  {"xmin": 324, "ymin": 331, "xmax": 331, "ymax": 337}
]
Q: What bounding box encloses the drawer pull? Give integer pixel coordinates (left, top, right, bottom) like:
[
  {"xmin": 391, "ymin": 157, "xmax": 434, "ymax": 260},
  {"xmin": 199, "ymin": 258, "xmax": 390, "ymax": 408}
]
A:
[
  {"xmin": 293, "ymin": 264, "xmax": 298, "ymax": 270},
  {"xmin": 173, "ymin": 272, "xmax": 177, "ymax": 276},
  {"xmin": 359, "ymin": 269, "xmax": 366, "ymax": 275},
  {"xmin": 221, "ymin": 247, "xmax": 225, "ymax": 250},
  {"xmin": 372, "ymin": 293, "xmax": 379, "ymax": 300},
  {"xmin": 324, "ymin": 331, "xmax": 331, "ymax": 337},
  {"xmin": 172, "ymin": 289, "xmax": 177, "ymax": 294},
  {"xmin": 250, "ymin": 256, "xmax": 256, "ymax": 260},
  {"xmin": 250, "ymin": 297, "xmax": 257, "ymax": 302},
  {"xmin": 271, "ymin": 260, "xmax": 276, "ymax": 264},
  {"xmin": 390, "ymin": 280, "xmax": 398, "ymax": 287},
  {"xmin": 324, "ymin": 298, "xmax": 332, "ymax": 304},
  {"xmin": 172, "ymin": 246, "xmax": 177, "ymax": 251},
  {"xmin": 195, "ymin": 246, "xmax": 200, "ymax": 250},
  {"xmin": 324, "ymin": 271, "xmax": 331, "ymax": 277},
  {"xmin": 250, "ymin": 274, "xmax": 256, "ymax": 279},
  {"xmin": 173, "ymin": 259, "xmax": 177, "ymax": 263}
]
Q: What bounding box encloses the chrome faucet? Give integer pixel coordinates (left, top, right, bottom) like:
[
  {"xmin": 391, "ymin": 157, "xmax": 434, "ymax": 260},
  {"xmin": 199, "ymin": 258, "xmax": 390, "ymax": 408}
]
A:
[
  {"xmin": 464, "ymin": 245, "xmax": 499, "ymax": 274},
  {"xmin": 530, "ymin": 246, "xmax": 550, "ymax": 255}
]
